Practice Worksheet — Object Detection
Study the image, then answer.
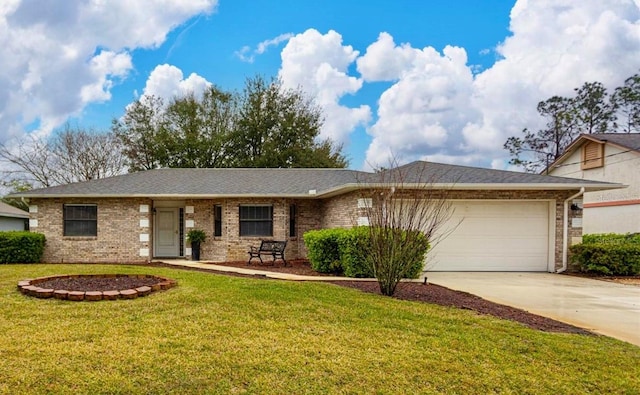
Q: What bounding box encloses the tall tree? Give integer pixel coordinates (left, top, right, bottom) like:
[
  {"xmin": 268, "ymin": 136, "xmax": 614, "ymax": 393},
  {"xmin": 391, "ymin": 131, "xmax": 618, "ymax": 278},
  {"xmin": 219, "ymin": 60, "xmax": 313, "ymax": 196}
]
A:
[
  {"xmin": 504, "ymin": 96, "xmax": 577, "ymax": 173},
  {"xmin": 572, "ymin": 81, "xmax": 615, "ymax": 134},
  {"xmin": 50, "ymin": 126, "xmax": 126, "ymax": 183},
  {"xmin": 0, "ymin": 126, "xmax": 126, "ymax": 188},
  {"xmin": 112, "ymin": 95, "xmax": 166, "ymax": 171},
  {"xmin": 115, "ymin": 76, "xmax": 347, "ymax": 169},
  {"xmin": 502, "ymin": 75, "xmax": 640, "ymax": 173},
  {"xmin": 611, "ymin": 72, "xmax": 640, "ymax": 133},
  {"xmin": 227, "ymin": 76, "xmax": 347, "ymax": 168},
  {"xmin": 157, "ymin": 87, "xmax": 236, "ymax": 168}
]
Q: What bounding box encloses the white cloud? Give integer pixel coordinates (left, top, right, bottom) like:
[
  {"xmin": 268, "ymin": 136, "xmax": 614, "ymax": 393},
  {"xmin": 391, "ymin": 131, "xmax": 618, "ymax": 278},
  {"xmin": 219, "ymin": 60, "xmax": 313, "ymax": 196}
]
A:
[
  {"xmin": 461, "ymin": 0, "xmax": 640, "ymax": 165},
  {"xmin": 278, "ymin": 29, "xmax": 371, "ymax": 144},
  {"xmin": 359, "ymin": 36, "xmax": 477, "ymax": 168},
  {"xmin": 140, "ymin": 64, "xmax": 211, "ymax": 101},
  {"xmin": 0, "ymin": 0, "xmax": 216, "ymax": 144},
  {"xmin": 357, "ymin": 0, "xmax": 640, "ymax": 169},
  {"xmin": 236, "ymin": 33, "xmax": 294, "ymax": 63}
]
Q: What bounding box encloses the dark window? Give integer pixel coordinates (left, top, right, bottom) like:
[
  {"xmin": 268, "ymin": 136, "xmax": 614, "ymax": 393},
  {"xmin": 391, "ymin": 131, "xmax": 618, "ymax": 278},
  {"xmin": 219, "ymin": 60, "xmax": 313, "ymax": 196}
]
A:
[
  {"xmin": 289, "ymin": 204, "xmax": 297, "ymax": 237},
  {"xmin": 63, "ymin": 204, "xmax": 97, "ymax": 236},
  {"xmin": 179, "ymin": 208, "xmax": 184, "ymax": 256},
  {"xmin": 214, "ymin": 205, "xmax": 222, "ymax": 237},
  {"xmin": 239, "ymin": 205, "xmax": 273, "ymax": 236}
]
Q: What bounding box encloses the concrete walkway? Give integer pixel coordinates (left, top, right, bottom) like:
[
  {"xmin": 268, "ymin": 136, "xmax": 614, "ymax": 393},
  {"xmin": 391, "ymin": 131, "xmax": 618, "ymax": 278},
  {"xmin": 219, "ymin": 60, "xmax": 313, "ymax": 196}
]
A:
[
  {"xmin": 157, "ymin": 260, "xmax": 378, "ymax": 282},
  {"xmin": 426, "ymin": 272, "xmax": 640, "ymax": 347},
  {"xmin": 158, "ymin": 261, "xmax": 640, "ymax": 346}
]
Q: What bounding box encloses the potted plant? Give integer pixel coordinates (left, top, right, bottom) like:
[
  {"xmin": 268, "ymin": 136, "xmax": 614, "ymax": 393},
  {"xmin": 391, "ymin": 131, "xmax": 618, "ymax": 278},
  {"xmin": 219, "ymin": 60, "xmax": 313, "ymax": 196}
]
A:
[{"xmin": 186, "ymin": 229, "xmax": 207, "ymax": 261}]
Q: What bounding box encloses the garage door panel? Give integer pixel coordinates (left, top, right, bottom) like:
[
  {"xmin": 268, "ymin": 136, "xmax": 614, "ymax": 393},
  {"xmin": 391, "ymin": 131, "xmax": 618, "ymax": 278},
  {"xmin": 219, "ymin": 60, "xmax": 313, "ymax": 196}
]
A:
[
  {"xmin": 427, "ymin": 201, "xmax": 550, "ymax": 272},
  {"xmin": 448, "ymin": 219, "xmax": 547, "ymax": 236}
]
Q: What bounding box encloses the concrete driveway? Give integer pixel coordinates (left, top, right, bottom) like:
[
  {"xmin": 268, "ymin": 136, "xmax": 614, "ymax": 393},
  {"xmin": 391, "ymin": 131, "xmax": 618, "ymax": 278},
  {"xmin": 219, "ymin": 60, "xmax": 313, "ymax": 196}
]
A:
[{"xmin": 426, "ymin": 272, "xmax": 640, "ymax": 347}]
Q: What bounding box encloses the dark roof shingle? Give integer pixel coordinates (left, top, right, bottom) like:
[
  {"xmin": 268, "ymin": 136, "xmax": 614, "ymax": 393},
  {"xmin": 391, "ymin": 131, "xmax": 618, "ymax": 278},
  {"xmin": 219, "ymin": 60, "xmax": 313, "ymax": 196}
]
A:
[{"xmin": 10, "ymin": 161, "xmax": 622, "ymax": 198}]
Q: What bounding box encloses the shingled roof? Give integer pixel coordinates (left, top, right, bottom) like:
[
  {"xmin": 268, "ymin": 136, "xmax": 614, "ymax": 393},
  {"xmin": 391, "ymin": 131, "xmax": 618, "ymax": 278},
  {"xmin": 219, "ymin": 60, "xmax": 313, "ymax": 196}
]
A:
[
  {"xmin": 0, "ymin": 202, "xmax": 29, "ymax": 218},
  {"xmin": 9, "ymin": 161, "xmax": 622, "ymax": 199},
  {"xmin": 587, "ymin": 133, "xmax": 640, "ymax": 151}
]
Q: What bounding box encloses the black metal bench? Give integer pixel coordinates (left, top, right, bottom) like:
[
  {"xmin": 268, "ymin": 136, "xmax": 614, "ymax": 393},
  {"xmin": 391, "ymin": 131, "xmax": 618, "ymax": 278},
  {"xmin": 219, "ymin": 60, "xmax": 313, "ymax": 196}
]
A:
[{"xmin": 247, "ymin": 240, "xmax": 287, "ymax": 266}]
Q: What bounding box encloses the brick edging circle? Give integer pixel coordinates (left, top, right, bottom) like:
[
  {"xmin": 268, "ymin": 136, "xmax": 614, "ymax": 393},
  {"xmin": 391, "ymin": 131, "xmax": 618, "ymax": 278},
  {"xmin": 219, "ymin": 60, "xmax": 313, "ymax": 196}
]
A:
[{"xmin": 17, "ymin": 274, "xmax": 177, "ymax": 301}]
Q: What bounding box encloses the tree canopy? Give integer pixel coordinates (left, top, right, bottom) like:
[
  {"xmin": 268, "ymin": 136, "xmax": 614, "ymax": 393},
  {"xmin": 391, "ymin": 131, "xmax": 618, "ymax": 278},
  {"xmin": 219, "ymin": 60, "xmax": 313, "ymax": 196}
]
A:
[
  {"xmin": 504, "ymin": 71, "xmax": 640, "ymax": 173},
  {"xmin": 0, "ymin": 125, "xmax": 126, "ymax": 189},
  {"xmin": 113, "ymin": 76, "xmax": 348, "ymax": 170}
]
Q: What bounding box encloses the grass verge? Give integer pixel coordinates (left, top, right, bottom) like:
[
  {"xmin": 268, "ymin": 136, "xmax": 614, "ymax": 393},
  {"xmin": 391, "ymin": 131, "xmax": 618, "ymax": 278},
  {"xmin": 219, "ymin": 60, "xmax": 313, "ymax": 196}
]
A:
[{"xmin": 0, "ymin": 264, "xmax": 638, "ymax": 394}]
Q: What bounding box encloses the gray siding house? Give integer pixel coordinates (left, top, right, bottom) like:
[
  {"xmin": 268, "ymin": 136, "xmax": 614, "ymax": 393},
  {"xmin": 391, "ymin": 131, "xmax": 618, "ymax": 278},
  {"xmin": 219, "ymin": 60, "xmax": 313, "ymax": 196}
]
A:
[{"xmin": 0, "ymin": 201, "xmax": 29, "ymax": 231}]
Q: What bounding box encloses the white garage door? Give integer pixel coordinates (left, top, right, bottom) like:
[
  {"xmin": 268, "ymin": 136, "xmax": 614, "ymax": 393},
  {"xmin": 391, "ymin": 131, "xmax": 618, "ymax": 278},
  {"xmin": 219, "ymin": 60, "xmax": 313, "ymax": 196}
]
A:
[{"xmin": 427, "ymin": 200, "xmax": 551, "ymax": 272}]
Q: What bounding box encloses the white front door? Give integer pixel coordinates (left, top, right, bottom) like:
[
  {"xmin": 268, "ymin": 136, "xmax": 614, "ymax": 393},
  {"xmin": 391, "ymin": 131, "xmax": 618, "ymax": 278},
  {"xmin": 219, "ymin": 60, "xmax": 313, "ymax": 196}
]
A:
[{"xmin": 154, "ymin": 208, "xmax": 180, "ymax": 257}]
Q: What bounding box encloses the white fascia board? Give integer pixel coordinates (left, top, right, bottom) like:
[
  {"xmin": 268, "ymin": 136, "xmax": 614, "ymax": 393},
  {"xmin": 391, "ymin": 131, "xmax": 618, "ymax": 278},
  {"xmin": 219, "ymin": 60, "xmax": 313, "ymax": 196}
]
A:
[
  {"xmin": 8, "ymin": 182, "xmax": 625, "ymax": 200},
  {"xmin": 313, "ymin": 182, "xmax": 626, "ymax": 197}
]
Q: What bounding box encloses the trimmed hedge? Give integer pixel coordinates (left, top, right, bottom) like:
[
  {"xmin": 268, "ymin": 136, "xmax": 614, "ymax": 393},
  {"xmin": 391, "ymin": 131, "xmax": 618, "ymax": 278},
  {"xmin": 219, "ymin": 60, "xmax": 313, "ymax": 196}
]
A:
[
  {"xmin": 582, "ymin": 233, "xmax": 640, "ymax": 245},
  {"xmin": 571, "ymin": 233, "xmax": 640, "ymax": 275},
  {"xmin": 340, "ymin": 226, "xmax": 374, "ymax": 278},
  {"xmin": 303, "ymin": 228, "xmax": 348, "ymax": 273},
  {"xmin": 304, "ymin": 227, "xmax": 428, "ymax": 278},
  {"xmin": 0, "ymin": 231, "xmax": 46, "ymax": 263}
]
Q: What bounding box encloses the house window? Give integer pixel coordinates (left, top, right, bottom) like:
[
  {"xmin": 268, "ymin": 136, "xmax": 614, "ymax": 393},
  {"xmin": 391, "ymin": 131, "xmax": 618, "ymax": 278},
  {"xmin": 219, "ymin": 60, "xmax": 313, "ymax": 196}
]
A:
[
  {"xmin": 289, "ymin": 204, "xmax": 297, "ymax": 237},
  {"xmin": 214, "ymin": 205, "xmax": 222, "ymax": 237},
  {"xmin": 239, "ymin": 205, "xmax": 273, "ymax": 236},
  {"xmin": 63, "ymin": 204, "xmax": 97, "ymax": 236},
  {"xmin": 581, "ymin": 141, "xmax": 604, "ymax": 170}
]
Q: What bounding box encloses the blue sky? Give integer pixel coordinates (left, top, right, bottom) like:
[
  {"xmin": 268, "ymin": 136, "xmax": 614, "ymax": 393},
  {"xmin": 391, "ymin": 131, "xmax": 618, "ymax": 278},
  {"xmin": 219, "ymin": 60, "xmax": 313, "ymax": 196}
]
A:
[{"xmin": 1, "ymin": 1, "xmax": 639, "ymax": 170}]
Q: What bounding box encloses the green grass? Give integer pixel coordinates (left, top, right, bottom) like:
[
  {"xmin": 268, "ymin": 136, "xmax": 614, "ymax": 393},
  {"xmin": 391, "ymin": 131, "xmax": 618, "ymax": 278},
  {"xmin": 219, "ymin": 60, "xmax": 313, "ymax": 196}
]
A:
[{"xmin": 0, "ymin": 264, "xmax": 638, "ymax": 394}]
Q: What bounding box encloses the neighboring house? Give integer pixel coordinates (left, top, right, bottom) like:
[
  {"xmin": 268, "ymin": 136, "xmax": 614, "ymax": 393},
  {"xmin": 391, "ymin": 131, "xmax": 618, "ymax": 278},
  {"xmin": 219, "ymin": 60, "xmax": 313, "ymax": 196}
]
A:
[
  {"xmin": 0, "ymin": 201, "xmax": 29, "ymax": 231},
  {"xmin": 547, "ymin": 133, "xmax": 640, "ymax": 235},
  {"xmin": 9, "ymin": 161, "xmax": 621, "ymax": 272}
]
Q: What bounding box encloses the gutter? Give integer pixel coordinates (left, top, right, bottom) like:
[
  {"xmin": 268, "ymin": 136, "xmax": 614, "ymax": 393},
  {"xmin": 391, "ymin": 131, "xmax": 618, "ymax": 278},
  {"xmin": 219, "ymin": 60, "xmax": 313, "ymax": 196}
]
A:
[{"xmin": 558, "ymin": 187, "xmax": 585, "ymax": 273}]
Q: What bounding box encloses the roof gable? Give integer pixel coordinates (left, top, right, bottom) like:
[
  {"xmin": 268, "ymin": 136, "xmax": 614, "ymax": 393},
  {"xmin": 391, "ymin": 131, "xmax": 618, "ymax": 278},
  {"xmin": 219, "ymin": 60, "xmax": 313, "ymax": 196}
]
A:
[{"xmin": 546, "ymin": 133, "xmax": 640, "ymax": 173}]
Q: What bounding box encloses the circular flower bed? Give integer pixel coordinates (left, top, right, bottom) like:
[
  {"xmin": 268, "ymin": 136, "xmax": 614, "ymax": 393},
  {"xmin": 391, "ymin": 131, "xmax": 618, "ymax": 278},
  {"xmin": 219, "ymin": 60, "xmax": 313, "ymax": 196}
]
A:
[{"xmin": 17, "ymin": 274, "xmax": 177, "ymax": 301}]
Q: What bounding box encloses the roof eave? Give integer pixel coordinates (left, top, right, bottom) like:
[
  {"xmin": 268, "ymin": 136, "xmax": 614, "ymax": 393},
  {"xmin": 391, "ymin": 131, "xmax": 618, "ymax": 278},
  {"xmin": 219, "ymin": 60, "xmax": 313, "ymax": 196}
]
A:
[
  {"xmin": 9, "ymin": 193, "xmax": 324, "ymax": 199},
  {"xmin": 0, "ymin": 213, "xmax": 29, "ymax": 219},
  {"xmin": 9, "ymin": 182, "xmax": 624, "ymax": 200}
]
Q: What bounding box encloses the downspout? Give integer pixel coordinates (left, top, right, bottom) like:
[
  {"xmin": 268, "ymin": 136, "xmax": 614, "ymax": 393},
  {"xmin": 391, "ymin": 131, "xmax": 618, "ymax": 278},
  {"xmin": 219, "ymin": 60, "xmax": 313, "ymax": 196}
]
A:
[{"xmin": 558, "ymin": 187, "xmax": 584, "ymax": 273}]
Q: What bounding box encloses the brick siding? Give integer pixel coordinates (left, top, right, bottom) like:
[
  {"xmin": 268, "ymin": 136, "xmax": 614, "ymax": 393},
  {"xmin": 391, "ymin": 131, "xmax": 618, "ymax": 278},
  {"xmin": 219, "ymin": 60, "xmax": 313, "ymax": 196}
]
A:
[
  {"xmin": 29, "ymin": 198, "xmax": 152, "ymax": 263},
  {"xmin": 30, "ymin": 189, "xmax": 581, "ymax": 270}
]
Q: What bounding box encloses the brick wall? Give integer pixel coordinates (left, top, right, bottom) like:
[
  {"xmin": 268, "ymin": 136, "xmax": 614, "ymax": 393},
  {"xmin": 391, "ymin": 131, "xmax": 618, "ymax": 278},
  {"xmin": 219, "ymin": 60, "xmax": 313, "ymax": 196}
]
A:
[
  {"xmin": 182, "ymin": 198, "xmax": 322, "ymax": 262},
  {"xmin": 29, "ymin": 198, "xmax": 152, "ymax": 263},
  {"xmin": 321, "ymin": 192, "xmax": 361, "ymax": 228},
  {"xmin": 30, "ymin": 189, "xmax": 581, "ymax": 269}
]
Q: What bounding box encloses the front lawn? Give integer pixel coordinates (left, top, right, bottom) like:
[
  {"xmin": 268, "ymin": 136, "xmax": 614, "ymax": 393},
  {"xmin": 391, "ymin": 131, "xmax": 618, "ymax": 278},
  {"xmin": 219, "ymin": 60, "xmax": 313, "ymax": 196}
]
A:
[{"xmin": 1, "ymin": 264, "xmax": 638, "ymax": 394}]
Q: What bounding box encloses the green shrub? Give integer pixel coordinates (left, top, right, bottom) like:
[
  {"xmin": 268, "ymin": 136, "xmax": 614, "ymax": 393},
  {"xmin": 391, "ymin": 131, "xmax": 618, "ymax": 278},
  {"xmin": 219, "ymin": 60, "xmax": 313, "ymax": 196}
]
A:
[
  {"xmin": 582, "ymin": 233, "xmax": 640, "ymax": 245},
  {"xmin": 304, "ymin": 227, "xmax": 429, "ymax": 279},
  {"xmin": 570, "ymin": 243, "xmax": 640, "ymax": 276},
  {"xmin": 340, "ymin": 226, "xmax": 373, "ymax": 278},
  {"xmin": 303, "ymin": 228, "xmax": 348, "ymax": 274},
  {"xmin": 0, "ymin": 231, "xmax": 46, "ymax": 263},
  {"xmin": 379, "ymin": 228, "xmax": 429, "ymax": 279}
]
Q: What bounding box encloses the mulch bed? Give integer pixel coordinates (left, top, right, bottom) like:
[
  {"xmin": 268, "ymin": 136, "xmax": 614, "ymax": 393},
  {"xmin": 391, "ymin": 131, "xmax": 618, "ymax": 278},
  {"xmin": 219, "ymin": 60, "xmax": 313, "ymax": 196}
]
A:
[
  {"xmin": 36, "ymin": 276, "xmax": 160, "ymax": 292},
  {"xmin": 151, "ymin": 261, "xmax": 593, "ymax": 335}
]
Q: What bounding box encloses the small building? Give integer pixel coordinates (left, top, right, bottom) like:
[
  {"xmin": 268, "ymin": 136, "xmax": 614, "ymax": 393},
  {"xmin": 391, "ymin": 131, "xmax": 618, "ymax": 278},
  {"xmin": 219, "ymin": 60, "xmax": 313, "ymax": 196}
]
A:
[
  {"xmin": 547, "ymin": 133, "xmax": 640, "ymax": 234},
  {"xmin": 0, "ymin": 201, "xmax": 29, "ymax": 231}
]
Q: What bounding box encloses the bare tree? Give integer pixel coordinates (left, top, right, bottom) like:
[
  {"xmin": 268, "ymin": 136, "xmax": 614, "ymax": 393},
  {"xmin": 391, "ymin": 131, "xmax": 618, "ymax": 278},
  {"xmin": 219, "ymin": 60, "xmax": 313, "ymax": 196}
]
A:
[
  {"xmin": 357, "ymin": 160, "xmax": 458, "ymax": 296},
  {"xmin": 0, "ymin": 134, "xmax": 57, "ymax": 187},
  {"xmin": 0, "ymin": 126, "xmax": 126, "ymax": 188}
]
